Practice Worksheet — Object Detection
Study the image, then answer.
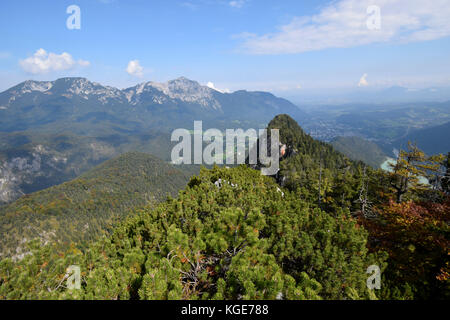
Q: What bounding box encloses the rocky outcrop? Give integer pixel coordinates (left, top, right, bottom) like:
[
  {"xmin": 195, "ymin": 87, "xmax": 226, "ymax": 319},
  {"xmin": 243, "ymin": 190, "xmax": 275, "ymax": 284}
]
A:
[{"xmin": 0, "ymin": 141, "xmax": 115, "ymax": 204}]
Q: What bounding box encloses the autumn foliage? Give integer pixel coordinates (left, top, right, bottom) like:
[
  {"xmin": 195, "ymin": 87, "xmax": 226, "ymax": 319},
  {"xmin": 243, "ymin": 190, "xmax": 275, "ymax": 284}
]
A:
[{"xmin": 360, "ymin": 198, "xmax": 450, "ymax": 299}]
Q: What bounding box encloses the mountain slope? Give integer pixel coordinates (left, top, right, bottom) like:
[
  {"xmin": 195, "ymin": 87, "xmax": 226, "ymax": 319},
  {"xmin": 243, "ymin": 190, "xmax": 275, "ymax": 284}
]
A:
[
  {"xmin": 267, "ymin": 114, "xmax": 361, "ymax": 172},
  {"xmin": 0, "ymin": 152, "xmax": 189, "ymax": 259},
  {"xmin": 0, "ymin": 165, "xmax": 383, "ymax": 300},
  {"xmin": 391, "ymin": 121, "xmax": 450, "ymax": 156},
  {"xmin": 264, "ymin": 115, "xmax": 369, "ymax": 213},
  {"xmin": 0, "ymin": 131, "xmax": 175, "ymax": 204},
  {"xmin": 331, "ymin": 136, "xmax": 387, "ymax": 168}
]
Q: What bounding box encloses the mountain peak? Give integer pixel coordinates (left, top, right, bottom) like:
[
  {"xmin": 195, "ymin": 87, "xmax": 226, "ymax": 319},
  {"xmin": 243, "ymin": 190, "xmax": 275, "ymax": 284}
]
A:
[
  {"xmin": 268, "ymin": 114, "xmax": 308, "ymax": 147},
  {"xmin": 166, "ymin": 77, "xmax": 205, "ymax": 92},
  {"xmin": 1, "ymin": 77, "xmax": 124, "ymax": 107},
  {"xmin": 0, "ymin": 77, "xmax": 306, "ymax": 119},
  {"xmin": 125, "ymin": 77, "xmax": 221, "ymax": 109}
]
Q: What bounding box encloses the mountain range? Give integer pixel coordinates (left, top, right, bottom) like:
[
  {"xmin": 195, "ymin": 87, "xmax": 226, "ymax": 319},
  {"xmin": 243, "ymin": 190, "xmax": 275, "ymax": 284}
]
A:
[
  {"xmin": 1, "ymin": 76, "xmax": 448, "ymax": 207},
  {"xmin": 0, "ymin": 77, "xmax": 305, "ymax": 134},
  {"xmin": 0, "ymin": 77, "xmax": 307, "ymax": 204}
]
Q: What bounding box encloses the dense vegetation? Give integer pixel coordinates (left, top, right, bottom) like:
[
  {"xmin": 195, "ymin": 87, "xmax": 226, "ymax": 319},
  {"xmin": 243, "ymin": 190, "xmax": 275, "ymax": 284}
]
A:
[
  {"xmin": 270, "ymin": 116, "xmax": 449, "ymax": 299},
  {"xmin": 0, "ymin": 152, "xmax": 189, "ymax": 259},
  {"xmin": 267, "ymin": 115, "xmax": 367, "ymax": 213},
  {"xmin": 0, "ymin": 115, "xmax": 448, "ymax": 300},
  {"xmin": 0, "ymin": 165, "xmax": 384, "ymax": 300}
]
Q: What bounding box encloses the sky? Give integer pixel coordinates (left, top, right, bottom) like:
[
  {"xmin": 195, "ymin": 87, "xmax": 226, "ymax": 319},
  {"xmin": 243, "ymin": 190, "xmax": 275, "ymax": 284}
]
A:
[{"xmin": 1, "ymin": 0, "xmax": 450, "ymax": 96}]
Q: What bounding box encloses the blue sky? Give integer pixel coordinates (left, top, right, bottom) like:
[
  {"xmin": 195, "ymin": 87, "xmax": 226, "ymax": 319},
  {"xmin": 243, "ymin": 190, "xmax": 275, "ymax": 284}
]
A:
[{"xmin": 1, "ymin": 0, "xmax": 450, "ymax": 95}]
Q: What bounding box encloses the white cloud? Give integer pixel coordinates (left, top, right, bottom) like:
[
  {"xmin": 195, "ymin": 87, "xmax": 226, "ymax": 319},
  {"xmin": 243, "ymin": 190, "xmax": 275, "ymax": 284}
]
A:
[
  {"xmin": 19, "ymin": 49, "xmax": 90, "ymax": 74},
  {"xmin": 229, "ymin": 0, "xmax": 246, "ymax": 8},
  {"xmin": 238, "ymin": 0, "xmax": 450, "ymax": 54},
  {"xmin": 126, "ymin": 60, "xmax": 144, "ymax": 78},
  {"xmin": 358, "ymin": 73, "xmax": 369, "ymax": 87},
  {"xmin": 206, "ymin": 81, "xmax": 231, "ymax": 93}
]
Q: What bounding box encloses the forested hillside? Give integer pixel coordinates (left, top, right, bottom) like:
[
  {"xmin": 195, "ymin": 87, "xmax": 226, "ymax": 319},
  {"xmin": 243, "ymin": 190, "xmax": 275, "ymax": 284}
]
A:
[
  {"xmin": 2, "ymin": 0, "xmax": 450, "ymax": 305},
  {"xmin": 267, "ymin": 115, "xmax": 449, "ymax": 299},
  {"xmin": 0, "ymin": 152, "xmax": 189, "ymax": 259},
  {"xmin": 266, "ymin": 115, "xmax": 367, "ymax": 213},
  {"xmin": 0, "ymin": 165, "xmax": 385, "ymax": 300}
]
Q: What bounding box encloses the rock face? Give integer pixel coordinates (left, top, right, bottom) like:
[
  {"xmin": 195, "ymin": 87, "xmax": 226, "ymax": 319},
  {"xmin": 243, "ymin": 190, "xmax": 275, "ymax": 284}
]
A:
[
  {"xmin": 0, "ymin": 165, "xmax": 24, "ymax": 203},
  {"xmin": 124, "ymin": 77, "xmax": 222, "ymax": 110},
  {"xmin": 3, "ymin": 78, "xmax": 125, "ymax": 104},
  {"xmin": 0, "ymin": 146, "xmax": 48, "ymax": 203},
  {"xmin": 0, "ymin": 145, "xmax": 61, "ymax": 204},
  {"xmin": 0, "ymin": 141, "xmax": 116, "ymax": 205}
]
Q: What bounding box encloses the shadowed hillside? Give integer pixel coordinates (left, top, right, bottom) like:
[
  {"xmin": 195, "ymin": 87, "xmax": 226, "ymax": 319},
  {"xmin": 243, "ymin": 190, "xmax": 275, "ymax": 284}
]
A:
[{"xmin": 331, "ymin": 136, "xmax": 387, "ymax": 168}]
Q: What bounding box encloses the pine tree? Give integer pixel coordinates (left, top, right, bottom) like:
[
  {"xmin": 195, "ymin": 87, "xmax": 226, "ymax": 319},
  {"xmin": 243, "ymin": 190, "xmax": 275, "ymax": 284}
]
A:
[{"xmin": 389, "ymin": 142, "xmax": 444, "ymax": 203}]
